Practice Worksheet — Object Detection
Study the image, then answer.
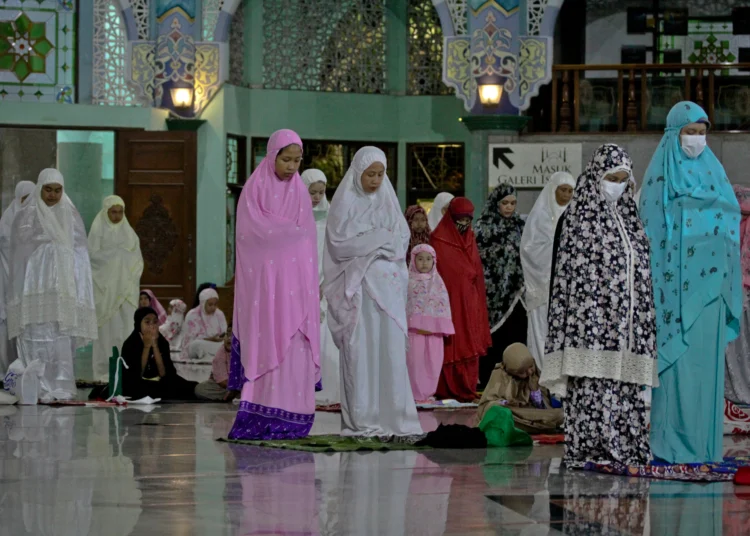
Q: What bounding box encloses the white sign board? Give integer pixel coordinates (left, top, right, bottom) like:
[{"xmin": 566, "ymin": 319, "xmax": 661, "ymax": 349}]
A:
[{"xmin": 488, "ymin": 143, "xmax": 583, "ymax": 189}]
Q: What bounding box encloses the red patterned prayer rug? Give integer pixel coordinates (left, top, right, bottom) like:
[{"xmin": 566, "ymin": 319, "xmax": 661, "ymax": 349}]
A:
[{"xmin": 725, "ymin": 400, "xmax": 750, "ymax": 435}]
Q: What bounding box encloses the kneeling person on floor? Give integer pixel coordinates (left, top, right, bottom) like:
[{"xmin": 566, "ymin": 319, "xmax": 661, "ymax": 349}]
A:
[{"xmin": 195, "ymin": 324, "xmax": 237, "ymax": 401}]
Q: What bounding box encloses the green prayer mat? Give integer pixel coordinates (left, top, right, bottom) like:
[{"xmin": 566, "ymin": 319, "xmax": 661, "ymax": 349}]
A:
[
  {"xmin": 218, "ymin": 434, "xmax": 430, "ymax": 453},
  {"xmin": 478, "ymin": 406, "xmax": 533, "ymax": 447}
]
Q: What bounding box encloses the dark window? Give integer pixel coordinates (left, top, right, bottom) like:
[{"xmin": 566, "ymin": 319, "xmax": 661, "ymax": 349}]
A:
[{"xmin": 406, "ymin": 143, "xmax": 465, "ymax": 209}]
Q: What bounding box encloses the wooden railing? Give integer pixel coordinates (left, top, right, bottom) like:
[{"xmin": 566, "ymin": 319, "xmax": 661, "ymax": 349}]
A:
[{"xmin": 529, "ymin": 64, "xmax": 750, "ymax": 133}]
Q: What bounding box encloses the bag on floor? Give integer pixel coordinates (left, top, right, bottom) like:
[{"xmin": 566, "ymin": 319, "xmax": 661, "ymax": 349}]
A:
[
  {"xmin": 4, "ymin": 359, "xmax": 44, "ymax": 405},
  {"xmin": 108, "ymin": 347, "xmax": 129, "ymax": 400},
  {"xmin": 3, "ymin": 359, "xmax": 24, "ymax": 395},
  {"xmin": 479, "ymin": 405, "xmax": 533, "ymax": 447},
  {"xmin": 18, "ymin": 360, "xmax": 44, "ymax": 405}
]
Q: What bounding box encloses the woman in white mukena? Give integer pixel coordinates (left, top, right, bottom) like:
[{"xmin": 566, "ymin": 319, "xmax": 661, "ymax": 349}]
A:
[
  {"xmin": 7, "ymin": 169, "xmax": 97, "ymax": 401},
  {"xmin": 88, "ymin": 195, "xmax": 144, "ymax": 382},
  {"xmin": 0, "ymin": 180, "xmax": 35, "ymax": 374},
  {"xmin": 302, "ymin": 168, "xmax": 340, "ymax": 406},
  {"xmin": 520, "ymin": 171, "xmax": 576, "ymax": 369},
  {"xmin": 324, "ymin": 147, "xmax": 422, "ymax": 437}
]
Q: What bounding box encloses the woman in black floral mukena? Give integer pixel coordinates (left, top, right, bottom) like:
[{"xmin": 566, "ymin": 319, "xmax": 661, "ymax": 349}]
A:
[
  {"xmin": 540, "ymin": 144, "xmax": 659, "ymax": 468},
  {"xmin": 474, "ymin": 183, "xmax": 527, "ymax": 390}
]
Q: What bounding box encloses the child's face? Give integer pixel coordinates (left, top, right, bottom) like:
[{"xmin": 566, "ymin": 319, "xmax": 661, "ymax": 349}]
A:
[
  {"xmin": 139, "ymin": 294, "xmax": 150, "ymax": 308},
  {"xmin": 411, "ymin": 211, "xmax": 427, "ymax": 232},
  {"xmin": 308, "ymin": 181, "xmax": 326, "ymax": 207},
  {"xmin": 415, "ymin": 252, "xmax": 434, "ymax": 274}
]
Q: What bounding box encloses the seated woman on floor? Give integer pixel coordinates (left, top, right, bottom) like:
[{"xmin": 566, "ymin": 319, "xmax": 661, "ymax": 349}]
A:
[
  {"xmin": 139, "ymin": 290, "xmax": 167, "ymax": 325},
  {"xmin": 180, "ymin": 288, "xmax": 227, "ymax": 361},
  {"xmin": 195, "ymin": 324, "xmax": 237, "ymax": 401},
  {"xmin": 477, "ymin": 343, "xmax": 563, "ymax": 435},
  {"xmin": 121, "ymin": 307, "xmax": 197, "ymax": 400},
  {"xmin": 159, "ymin": 298, "xmax": 187, "ymax": 351},
  {"xmin": 191, "ymin": 282, "xmax": 216, "ymax": 309}
]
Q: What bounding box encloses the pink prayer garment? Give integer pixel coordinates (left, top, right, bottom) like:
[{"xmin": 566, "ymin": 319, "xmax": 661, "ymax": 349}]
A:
[
  {"xmin": 211, "ymin": 344, "xmax": 231, "ymax": 384},
  {"xmin": 160, "ymin": 299, "xmax": 186, "ymax": 341},
  {"xmin": 142, "ymin": 289, "xmax": 167, "ymax": 325},
  {"xmin": 406, "ymin": 244, "xmax": 455, "ymax": 401},
  {"xmin": 228, "ymin": 129, "xmax": 321, "ymax": 440},
  {"xmin": 733, "ymin": 185, "xmax": 750, "ymax": 289}
]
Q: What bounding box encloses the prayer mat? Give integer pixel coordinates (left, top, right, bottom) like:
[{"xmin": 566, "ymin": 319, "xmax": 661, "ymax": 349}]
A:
[
  {"xmin": 416, "ymin": 400, "xmax": 478, "ymax": 410},
  {"xmin": 75, "ymin": 380, "xmax": 106, "ymax": 388},
  {"xmin": 158, "ymin": 398, "xmax": 223, "ymax": 404},
  {"xmin": 315, "ymin": 403, "xmax": 341, "ymax": 412},
  {"xmin": 312, "ymin": 401, "xmax": 479, "ymax": 412},
  {"xmin": 533, "ymin": 434, "xmax": 565, "ymax": 445},
  {"xmin": 39, "ymin": 400, "xmax": 119, "ymax": 408},
  {"xmin": 584, "ymin": 456, "xmax": 750, "ymax": 482},
  {"xmin": 218, "ymin": 434, "xmax": 430, "ymax": 453}
]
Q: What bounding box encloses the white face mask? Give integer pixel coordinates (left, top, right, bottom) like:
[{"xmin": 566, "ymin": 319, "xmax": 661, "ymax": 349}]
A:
[
  {"xmin": 601, "ymin": 180, "xmax": 628, "ymax": 204},
  {"xmin": 680, "ymin": 135, "xmax": 706, "ymax": 159}
]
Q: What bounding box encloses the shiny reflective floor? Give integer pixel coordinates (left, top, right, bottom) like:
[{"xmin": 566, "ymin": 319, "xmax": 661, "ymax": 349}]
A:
[{"xmin": 1, "ymin": 402, "xmax": 749, "ymax": 536}]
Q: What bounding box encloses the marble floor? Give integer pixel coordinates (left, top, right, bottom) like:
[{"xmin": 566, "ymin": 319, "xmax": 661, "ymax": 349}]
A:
[{"xmin": 0, "ymin": 402, "xmax": 748, "ymax": 536}]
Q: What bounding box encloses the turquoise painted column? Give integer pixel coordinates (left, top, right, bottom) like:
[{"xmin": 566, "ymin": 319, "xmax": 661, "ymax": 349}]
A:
[
  {"xmin": 386, "ymin": 0, "xmax": 408, "ymax": 208},
  {"xmin": 153, "ymin": 0, "xmax": 200, "ymax": 117},
  {"xmin": 245, "ymin": 1, "xmax": 264, "ymax": 87},
  {"xmin": 386, "ymin": 0, "xmax": 408, "ymax": 96},
  {"xmin": 57, "ymin": 142, "xmax": 103, "ymax": 231}
]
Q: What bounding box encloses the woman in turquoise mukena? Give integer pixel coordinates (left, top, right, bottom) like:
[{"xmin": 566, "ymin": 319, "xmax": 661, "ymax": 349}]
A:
[{"xmin": 639, "ymin": 101, "xmax": 742, "ymax": 464}]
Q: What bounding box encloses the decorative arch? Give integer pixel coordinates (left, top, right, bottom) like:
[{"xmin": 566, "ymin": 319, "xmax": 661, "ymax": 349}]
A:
[
  {"xmin": 93, "ymin": 0, "xmax": 143, "ymax": 105},
  {"xmin": 213, "ymin": 0, "xmax": 243, "ymax": 42},
  {"xmin": 117, "ymin": 0, "xmax": 150, "ymax": 41}
]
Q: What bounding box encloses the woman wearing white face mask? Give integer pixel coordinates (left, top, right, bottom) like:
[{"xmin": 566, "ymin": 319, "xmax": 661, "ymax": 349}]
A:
[
  {"xmin": 543, "ymin": 144, "xmax": 658, "ymax": 468},
  {"xmin": 640, "ymin": 101, "xmax": 742, "ymax": 464}
]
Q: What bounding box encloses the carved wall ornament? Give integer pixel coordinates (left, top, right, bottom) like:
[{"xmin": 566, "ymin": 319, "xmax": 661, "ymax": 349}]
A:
[{"xmin": 136, "ymin": 194, "xmax": 179, "ymax": 275}]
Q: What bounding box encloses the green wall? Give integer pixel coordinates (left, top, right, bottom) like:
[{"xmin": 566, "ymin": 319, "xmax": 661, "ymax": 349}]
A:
[{"xmin": 0, "ymin": 102, "xmax": 168, "ymax": 130}]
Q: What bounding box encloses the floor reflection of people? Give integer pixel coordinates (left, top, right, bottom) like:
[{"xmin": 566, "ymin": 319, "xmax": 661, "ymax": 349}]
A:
[
  {"xmin": 315, "ymin": 452, "xmax": 341, "ymax": 535},
  {"xmin": 314, "ymin": 450, "xmax": 449, "ymax": 536},
  {"xmin": 547, "ymin": 469, "xmax": 650, "ymax": 535},
  {"xmin": 419, "ymin": 449, "xmax": 495, "ymax": 535},
  {"xmin": 1, "ymin": 407, "xmax": 141, "ymax": 536},
  {"xmin": 483, "ymin": 446, "xmax": 551, "ymax": 535},
  {"xmin": 649, "ymin": 481, "xmax": 723, "ymax": 536},
  {"xmin": 333, "ymin": 451, "xmax": 419, "ymax": 535},
  {"xmin": 84, "ymin": 408, "xmax": 142, "ymax": 535},
  {"xmin": 405, "ymin": 453, "xmax": 452, "ymax": 536},
  {"xmin": 226, "ymin": 444, "xmax": 319, "ymax": 534}
]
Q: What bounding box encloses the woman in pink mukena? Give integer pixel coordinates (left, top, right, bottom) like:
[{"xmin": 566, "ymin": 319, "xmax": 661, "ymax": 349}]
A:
[
  {"xmin": 406, "ymin": 244, "xmax": 454, "ymax": 401},
  {"xmin": 227, "ymin": 130, "xmax": 321, "ymax": 440}
]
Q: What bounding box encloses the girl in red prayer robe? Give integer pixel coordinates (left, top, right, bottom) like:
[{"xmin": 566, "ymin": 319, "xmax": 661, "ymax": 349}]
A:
[{"xmin": 430, "ymin": 197, "xmax": 492, "ymax": 401}]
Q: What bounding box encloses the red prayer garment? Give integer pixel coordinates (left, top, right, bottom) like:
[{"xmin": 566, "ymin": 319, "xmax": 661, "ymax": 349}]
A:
[{"xmin": 430, "ymin": 197, "xmax": 491, "ymax": 401}]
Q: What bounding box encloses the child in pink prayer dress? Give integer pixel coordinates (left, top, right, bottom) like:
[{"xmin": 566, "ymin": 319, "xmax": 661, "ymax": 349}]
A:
[{"xmin": 406, "ymin": 244, "xmax": 455, "ymax": 401}]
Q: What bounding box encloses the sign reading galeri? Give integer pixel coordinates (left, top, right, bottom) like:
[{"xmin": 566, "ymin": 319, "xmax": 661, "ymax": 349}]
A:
[{"xmin": 488, "ymin": 143, "xmax": 583, "ymax": 189}]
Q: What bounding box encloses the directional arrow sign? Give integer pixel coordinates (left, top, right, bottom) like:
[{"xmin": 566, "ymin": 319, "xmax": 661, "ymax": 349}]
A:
[
  {"xmin": 488, "ymin": 143, "xmax": 583, "ymax": 189},
  {"xmin": 493, "ymin": 147, "xmax": 514, "ymax": 169}
]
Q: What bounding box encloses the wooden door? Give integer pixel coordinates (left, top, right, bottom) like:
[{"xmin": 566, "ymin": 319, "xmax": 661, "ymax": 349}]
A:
[{"xmin": 116, "ymin": 131, "xmax": 197, "ymax": 306}]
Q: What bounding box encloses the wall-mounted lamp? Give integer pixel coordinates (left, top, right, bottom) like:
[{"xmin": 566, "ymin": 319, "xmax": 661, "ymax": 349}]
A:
[
  {"xmin": 478, "ymin": 84, "xmax": 503, "ymax": 107},
  {"xmin": 170, "ymin": 83, "xmax": 194, "ymax": 110}
]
